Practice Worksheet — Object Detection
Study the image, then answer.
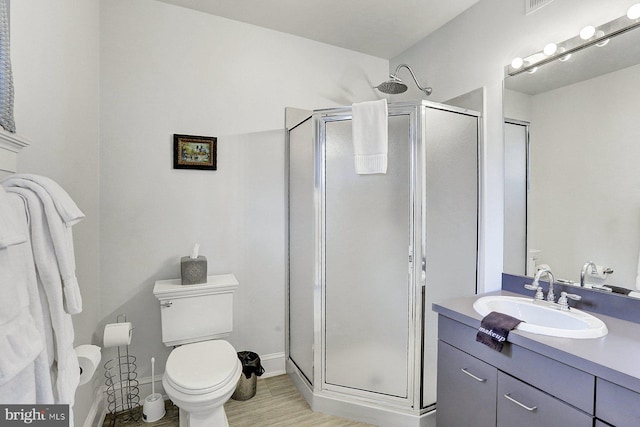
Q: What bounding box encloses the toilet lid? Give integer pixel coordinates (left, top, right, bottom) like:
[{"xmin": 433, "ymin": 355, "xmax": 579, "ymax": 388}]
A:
[{"xmin": 165, "ymin": 340, "xmax": 239, "ymax": 394}]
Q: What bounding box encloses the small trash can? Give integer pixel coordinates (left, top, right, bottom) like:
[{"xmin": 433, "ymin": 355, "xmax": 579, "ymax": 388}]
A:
[{"xmin": 231, "ymin": 351, "xmax": 265, "ymax": 401}]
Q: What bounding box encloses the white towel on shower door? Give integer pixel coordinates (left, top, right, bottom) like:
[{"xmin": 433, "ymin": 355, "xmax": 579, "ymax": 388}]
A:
[{"xmin": 352, "ymin": 99, "xmax": 388, "ymax": 174}]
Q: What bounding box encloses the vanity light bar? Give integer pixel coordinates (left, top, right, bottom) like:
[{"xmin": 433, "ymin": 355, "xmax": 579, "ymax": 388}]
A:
[{"xmin": 507, "ymin": 3, "xmax": 640, "ymax": 76}]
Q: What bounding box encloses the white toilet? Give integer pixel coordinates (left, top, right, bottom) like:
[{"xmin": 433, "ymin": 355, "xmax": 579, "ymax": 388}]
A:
[{"xmin": 153, "ymin": 274, "xmax": 242, "ymax": 427}]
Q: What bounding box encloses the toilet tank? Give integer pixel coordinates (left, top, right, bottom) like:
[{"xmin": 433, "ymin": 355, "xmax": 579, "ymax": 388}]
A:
[{"xmin": 153, "ymin": 274, "xmax": 239, "ymax": 347}]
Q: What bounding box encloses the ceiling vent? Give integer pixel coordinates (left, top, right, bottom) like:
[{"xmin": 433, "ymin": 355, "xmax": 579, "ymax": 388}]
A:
[{"xmin": 526, "ymin": 0, "xmax": 554, "ymax": 15}]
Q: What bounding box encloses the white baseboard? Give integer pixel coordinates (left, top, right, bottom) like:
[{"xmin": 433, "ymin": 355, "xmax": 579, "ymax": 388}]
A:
[
  {"xmin": 83, "ymin": 352, "xmax": 286, "ymax": 427},
  {"xmin": 83, "ymin": 386, "xmax": 107, "ymax": 427},
  {"xmin": 258, "ymin": 352, "xmax": 286, "ymax": 379}
]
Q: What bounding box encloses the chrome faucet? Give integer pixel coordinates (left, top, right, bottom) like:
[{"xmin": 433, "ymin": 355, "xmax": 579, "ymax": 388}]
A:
[
  {"xmin": 533, "ymin": 266, "xmax": 556, "ymax": 302},
  {"xmin": 580, "ymin": 261, "xmax": 597, "ymax": 287},
  {"xmin": 580, "ymin": 261, "xmax": 614, "ymax": 286},
  {"xmin": 524, "ymin": 266, "xmax": 581, "ymax": 310}
]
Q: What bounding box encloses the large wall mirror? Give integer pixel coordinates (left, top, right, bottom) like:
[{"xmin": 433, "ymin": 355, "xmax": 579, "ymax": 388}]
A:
[{"xmin": 503, "ymin": 16, "xmax": 640, "ymax": 296}]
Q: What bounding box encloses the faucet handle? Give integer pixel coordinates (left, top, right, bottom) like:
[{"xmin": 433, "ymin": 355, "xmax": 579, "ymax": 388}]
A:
[
  {"xmin": 524, "ymin": 283, "xmax": 544, "ymax": 300},
  {"xmin": 558, "ymin": 291, "xmax": 582, "ymax": 311},
  {"xmin": 562, "ymin": 292, "xmax": 582, "ymax": 300}
]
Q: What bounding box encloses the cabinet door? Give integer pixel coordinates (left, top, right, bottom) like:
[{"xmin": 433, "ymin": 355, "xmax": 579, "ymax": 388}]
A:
[
  {"xmin": 437, "ymin": 341, "xmax": 497, "ymax": 427},
  {"xmin": 497, "ymin": 372, "xmax": 593, "ymax": 427},
  {"xmin": 596, "ymin": 378, "xmax": 640, "ymax": 426}
]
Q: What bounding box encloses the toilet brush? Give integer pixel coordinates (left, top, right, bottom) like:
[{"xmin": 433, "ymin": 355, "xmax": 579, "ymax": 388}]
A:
[{"xmin": 142, "ymin": 357, "xmax": 165, "ymax": 423}]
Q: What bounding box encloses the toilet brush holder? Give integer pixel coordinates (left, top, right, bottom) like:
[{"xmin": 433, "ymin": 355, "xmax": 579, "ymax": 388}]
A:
[
  {"xmin": 142, "ymin": 393, "xmax": 165, "ymax": 423},
  {"xmin": 143, "ymin": 356, "xmax": 165, "ymax": 423}
]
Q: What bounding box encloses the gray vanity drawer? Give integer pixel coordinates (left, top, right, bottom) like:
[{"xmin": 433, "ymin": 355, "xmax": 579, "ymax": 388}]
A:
[
  {"xmin": 438, "ymin": 316, "xmax": 595, "ymax": 413},
  {"xmin": 437, "ymin": 341, "xmax": 497, "ymax": 427},
  {"xmin": 497, "ymin": 372, "xmax": 593, "ymax": 427},
  {"xmin": 596, "ymin": 378, "xmax": 640, "ymax": 426}
]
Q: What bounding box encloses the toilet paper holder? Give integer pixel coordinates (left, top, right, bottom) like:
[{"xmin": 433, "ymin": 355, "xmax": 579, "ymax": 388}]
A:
[
  {"xmin": 103, "ymin": 315, "xmax": 140, "ymax": 425},
  {"xmin": 75, "ymin": 344, "xmax": 102, "ymax": 386}
]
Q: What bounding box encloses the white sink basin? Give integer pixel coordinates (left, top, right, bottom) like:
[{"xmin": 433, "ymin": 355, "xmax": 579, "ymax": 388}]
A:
[{"xmin": 473, "ymin": 295, "xmax": 608, "ymax": 339}]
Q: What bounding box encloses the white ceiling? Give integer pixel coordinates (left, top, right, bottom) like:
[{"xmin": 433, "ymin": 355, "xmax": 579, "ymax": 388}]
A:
[{"xmin": 156, "ymin": 0, "xmax": 480, "ymax": 59}]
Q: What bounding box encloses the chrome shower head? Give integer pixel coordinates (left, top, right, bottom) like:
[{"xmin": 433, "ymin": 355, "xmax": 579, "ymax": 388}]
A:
[
  {"xmin": 375, "ymin": 78, "xmax": 408, "ymax": 94},
  {"xmin": 374, "ymin": 64, "xmax": 432, "ymax": 96}
]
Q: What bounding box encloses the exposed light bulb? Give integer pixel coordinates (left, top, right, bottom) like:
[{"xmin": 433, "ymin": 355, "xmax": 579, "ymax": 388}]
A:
[
  {"xmin": 557, "ymin": 47, "xmax": 571, "ymax": 62},
  {"xmin": 580, "ymin": 25, "xmax": 596, "ymax": 40},
  {"xmin": 511, "ymin": 57, "xmax": 524, "ymax": 69},
  {"xmin": 543, "ymin": 43, "xmax": 558, "ymax": 56},
  {"xmin": 596, "ymin": 30, "xmax": 610, "ymax": 47},
  {"xmin": 628, "ymin": 3, "xmax": 640, "ymax": 20}
]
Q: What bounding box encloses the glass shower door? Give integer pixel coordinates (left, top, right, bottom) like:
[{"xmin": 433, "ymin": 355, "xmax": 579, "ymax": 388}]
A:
[
  {"xmin": 288, "ymin": 118, "xmax": 315, "ymax": 383},
  {"xmin": 323, "ymin": 114, "xmax": 411, "ymax": 398}
]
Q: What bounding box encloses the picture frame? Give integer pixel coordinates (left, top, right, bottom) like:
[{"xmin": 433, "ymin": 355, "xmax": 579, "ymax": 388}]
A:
[{"xmin": 173, "ymin": 134, "xmax": 217, "ymax": 170}]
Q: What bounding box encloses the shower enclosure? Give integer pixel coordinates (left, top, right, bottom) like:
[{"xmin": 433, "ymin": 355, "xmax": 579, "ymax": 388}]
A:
[{"xmin": 286, "ymin": 100, "xmax": 480, "ymax": 426}]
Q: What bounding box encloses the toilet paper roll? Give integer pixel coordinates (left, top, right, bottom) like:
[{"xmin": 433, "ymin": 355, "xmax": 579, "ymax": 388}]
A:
[
  {"xmin": 103, "ymin": 322, "xmax": 133, "ymax": 348},
  {"xmin": 75, "ymin": 345, "xmax": 101, "ymax": 385}
]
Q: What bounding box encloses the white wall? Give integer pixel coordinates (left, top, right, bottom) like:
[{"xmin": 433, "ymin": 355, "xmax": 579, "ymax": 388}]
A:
[
  {"xmin": 528, "ymin": 64, "xmax": 640, "ymax": 287},
  {"xmin": 100, "ymin": 0, "xmax": 388, "ymax": 387},
  {"xmin": 391, "ymin": 0, "xmax": 638, "ymax": 292},
  {"xmin": 7, "ymin": 1, "xmax": 386, "ymax": 424},
  {"xmin": 10, "ymin": 1, "xmax": 101, "ymax": 425}
]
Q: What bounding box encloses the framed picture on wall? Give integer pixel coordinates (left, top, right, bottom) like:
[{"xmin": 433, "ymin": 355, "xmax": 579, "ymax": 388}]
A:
[{"xmin": 173, "ymin": 134, "xmax": 217, "ymax": 170}]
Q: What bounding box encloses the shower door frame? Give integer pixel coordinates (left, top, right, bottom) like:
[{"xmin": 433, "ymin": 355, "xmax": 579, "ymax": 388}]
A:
[{"xmin": 313, "ymin": 101, "xmax": 426, "ymax": 411}]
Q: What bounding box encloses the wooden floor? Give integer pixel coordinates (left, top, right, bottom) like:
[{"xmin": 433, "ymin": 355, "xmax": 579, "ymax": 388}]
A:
[{"xmin": 103, "ymin": 374, "xmax": 376, "ymax": 427}]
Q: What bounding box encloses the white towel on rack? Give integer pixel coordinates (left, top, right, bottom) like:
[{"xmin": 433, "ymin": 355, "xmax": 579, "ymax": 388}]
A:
[
  {"xmin": 8, "ymin": 192, "xmax": 55, "ymax": 404},
  {"xmin": 3, "ymin": 177, "xmax": 83, "ymax": 314},
  {"xmin": 2, "ymin": 174, "xmax": 85, "ymax": 226},
  {"xmin": 352, "ymin": 99, "xmax": 388, "ymax": 174},
  {"xmin": 0, "ymin": 188, "xmax": 49, "ymax": 403},
  {"xmin": 6, "ymin": 187, "xmax": 79, "ymax": 412},
  {"xmin": 0, "ymin": 186, "xmax": 27, "ymax": 248}
]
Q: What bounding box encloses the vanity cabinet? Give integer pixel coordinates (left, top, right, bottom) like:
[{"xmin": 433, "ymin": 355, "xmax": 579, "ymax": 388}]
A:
[
  {"xmin": 436, "ymin": 315, "xmax": 595, "ymax": 427},
  {"xmin": 596, "ymin": 378, "xmax": 640, "ymax": 426}
]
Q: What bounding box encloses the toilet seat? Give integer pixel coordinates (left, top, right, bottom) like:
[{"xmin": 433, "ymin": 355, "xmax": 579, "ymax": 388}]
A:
[{"xmin": 164, "ymin": 340, "xmax": 239, "ymax": 395}]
